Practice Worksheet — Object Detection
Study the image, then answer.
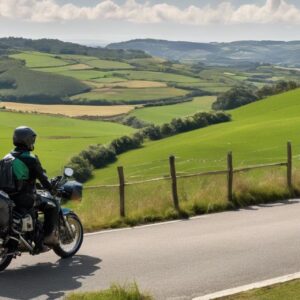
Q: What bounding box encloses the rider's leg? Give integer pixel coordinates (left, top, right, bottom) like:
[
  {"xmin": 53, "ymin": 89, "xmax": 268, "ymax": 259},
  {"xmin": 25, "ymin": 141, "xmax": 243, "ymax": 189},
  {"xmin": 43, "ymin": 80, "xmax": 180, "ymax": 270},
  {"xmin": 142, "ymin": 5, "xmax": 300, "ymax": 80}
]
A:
[{"xmin": 38, "ymin": 200, "xmax": 59, "ymax": 245}]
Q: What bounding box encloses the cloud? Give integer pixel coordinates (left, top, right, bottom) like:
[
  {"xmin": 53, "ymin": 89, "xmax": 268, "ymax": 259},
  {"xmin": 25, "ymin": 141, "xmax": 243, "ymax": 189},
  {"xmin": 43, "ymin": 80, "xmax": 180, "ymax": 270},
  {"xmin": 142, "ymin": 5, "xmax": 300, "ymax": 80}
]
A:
[{"xmin": 0, "ymin": 0, "xmax": 299, "ymax": 25}]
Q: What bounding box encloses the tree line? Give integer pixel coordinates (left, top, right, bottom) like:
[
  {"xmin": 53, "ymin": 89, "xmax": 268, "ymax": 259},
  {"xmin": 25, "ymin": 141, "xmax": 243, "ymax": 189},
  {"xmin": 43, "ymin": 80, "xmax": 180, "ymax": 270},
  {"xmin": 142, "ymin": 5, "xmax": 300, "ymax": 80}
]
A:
[{"xmin": 212, "ymin": 80, "xmax": 299, "ymax": 110}]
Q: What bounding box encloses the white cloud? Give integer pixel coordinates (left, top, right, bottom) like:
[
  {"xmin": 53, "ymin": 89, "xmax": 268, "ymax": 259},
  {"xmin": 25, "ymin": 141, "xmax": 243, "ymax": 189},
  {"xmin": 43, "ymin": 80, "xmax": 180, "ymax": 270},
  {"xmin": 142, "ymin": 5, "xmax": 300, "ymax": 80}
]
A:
[{"xmin": 0, "ymin": 0, "xmax": 299, "ymax": 25}]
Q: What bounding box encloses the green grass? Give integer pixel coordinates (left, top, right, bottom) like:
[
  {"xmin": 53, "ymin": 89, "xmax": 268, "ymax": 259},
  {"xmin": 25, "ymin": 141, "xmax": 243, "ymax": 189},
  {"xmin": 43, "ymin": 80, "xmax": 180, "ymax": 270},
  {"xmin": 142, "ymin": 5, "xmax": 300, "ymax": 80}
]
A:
[
  {"xmin": 218, "ymin": 279, "xmax": 300, "ymax": 300},
  {"xmin": 86, "ymin": 59, "xmax": 134, "ymax": 70},
  {"xmin": 112, "ymin": 70, "xmax": 200, "ymax": 83},
  {"xmin": 65, "ymin": 283, "xmax": 152, "ymax": 300},
  {"xmin": 88, "ymin": 88, "xmax": 300, "ymax": 184},
  {"xmin": 71, "ymin": 87, "xmax": 188, "ymax": 103},
  {"xmin": 0, "ymin": 110, "xmax": 134, "ymax": 177},
  {"xmin": 37, "ymin": 68, "xmax": 108, "ymax": 80},
  {"xmin": 0, "ymin": 67, "xmax": 89, "ymax": 99},
  {"xmin": 131, "ymin": 96, "xmax": 216, "ymax": 124},
  {"xmin": 10, "ymin": 51, "xmax": 71, "ymax": 68}
]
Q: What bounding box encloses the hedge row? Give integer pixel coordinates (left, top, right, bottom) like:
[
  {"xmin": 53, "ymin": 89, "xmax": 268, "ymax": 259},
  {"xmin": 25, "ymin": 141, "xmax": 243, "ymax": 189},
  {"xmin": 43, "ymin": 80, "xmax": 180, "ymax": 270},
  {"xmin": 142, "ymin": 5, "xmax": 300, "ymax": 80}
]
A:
[
  {"xmin": 141, "ymin": 111, "xmax": 231, "ymax": 140},
  {"xmin": 69, "ymin": 134, "xmax": 144, "ymax": 182},
  {"xmin": 69, "ymin": 111, "xmax": 231, "ymax": 182}
]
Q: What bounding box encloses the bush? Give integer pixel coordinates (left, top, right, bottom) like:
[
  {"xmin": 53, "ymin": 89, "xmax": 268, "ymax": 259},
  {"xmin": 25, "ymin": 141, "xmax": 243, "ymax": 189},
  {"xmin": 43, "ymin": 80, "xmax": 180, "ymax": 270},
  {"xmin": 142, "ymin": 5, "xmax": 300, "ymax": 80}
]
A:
[
  {"xmin": 69, "ymin": 155, "xmax": 93, "ymax": 183},
  {"xmin": 122, "ymin": 115, "xmax": 151, "ymax": 129},
  {"xmin": 80, "ymin": 145, "xmax": 116, "ymax": 169},
  {"xmin": 110, "ymin": 135, "xmax": 143, "ymax": 155}
]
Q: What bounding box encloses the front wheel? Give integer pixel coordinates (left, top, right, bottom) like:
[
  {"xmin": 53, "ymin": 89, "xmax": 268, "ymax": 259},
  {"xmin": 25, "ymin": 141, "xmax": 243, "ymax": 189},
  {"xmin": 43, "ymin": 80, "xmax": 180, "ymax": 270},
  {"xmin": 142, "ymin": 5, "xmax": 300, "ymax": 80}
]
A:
[
  {"xmin": 53, "ymin": 213, "xmax": 83, "ymax": 259},
  {"xmin": 0, "ymin": 252, "xmax": 13, "ymax": 272}
]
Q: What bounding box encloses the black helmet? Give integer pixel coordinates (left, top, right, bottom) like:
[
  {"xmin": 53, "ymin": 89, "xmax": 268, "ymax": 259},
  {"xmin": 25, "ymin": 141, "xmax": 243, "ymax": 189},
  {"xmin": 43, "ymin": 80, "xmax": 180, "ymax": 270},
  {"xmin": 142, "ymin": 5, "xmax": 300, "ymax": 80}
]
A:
[{"xmin": 13, "ymin": 126, "xmax": 37, "ymax": 151}]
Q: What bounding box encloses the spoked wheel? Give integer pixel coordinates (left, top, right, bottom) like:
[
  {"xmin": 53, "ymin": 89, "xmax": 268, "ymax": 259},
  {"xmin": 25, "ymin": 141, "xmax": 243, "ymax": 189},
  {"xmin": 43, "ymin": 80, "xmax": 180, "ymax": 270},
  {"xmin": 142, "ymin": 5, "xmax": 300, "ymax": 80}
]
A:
[
  {"xmin": 0, "ymin": 251, "xmax": 13, "ymax": 272},
  {"xmin": 53, "ymin": 213, "xmax": 83, "ymax": 259}
]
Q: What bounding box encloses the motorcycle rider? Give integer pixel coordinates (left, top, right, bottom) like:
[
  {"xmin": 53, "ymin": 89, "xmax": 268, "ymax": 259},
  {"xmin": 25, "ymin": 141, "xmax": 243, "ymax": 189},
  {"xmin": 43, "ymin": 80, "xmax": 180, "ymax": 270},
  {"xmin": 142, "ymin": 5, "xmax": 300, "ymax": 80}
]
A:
[{"xmin": 8, "ymin": 126, "xmax": 59, "ymax": 246}]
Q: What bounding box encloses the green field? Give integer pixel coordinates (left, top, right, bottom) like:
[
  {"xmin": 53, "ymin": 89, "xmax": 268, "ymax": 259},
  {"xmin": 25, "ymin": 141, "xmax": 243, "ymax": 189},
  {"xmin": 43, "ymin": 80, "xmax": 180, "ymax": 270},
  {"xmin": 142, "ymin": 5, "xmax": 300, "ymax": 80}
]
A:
[
  {"xmin": 0, "ymin": 67, "xmax": 89, "ymax": 100},
  {"xmin": 10, "ymin": 51, "xmax": 71, "ymax": 68},
  {"xmin": 85, "ymin": 59, "xmax": 133, "ymax": 70},
  {"xmin": 111, "ymin": 70, "xmax": 201, "ymax": 83},
  {"xmin": 0, "ymin": 111, "xmax": 134, "ymax": 176},
  {"xmin": 37, "ymin": 68, "xmax": 108, "ymax": 80},
  {"xmin": 88, "ymin": 88, "xmax": 300, "ymax": 184},
  {"xmin": 131, "ymin": 96, "xmax": 216, "ymax": 124},
  {"xmin": 71, "ymin": 87, "xmax": 188, "ymax": 103}
]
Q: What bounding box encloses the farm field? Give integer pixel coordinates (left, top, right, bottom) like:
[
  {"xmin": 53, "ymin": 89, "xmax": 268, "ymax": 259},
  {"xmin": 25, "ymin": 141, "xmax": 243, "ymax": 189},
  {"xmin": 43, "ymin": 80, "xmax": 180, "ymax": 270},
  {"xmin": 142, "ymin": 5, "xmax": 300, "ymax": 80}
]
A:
[
  {"xmin": 8, "ymin": 50, "xmax": 300, "ymax": 107},
  {"xmin": 131, "ymin": 96, "xmax": 216, "ymax": 124},
  {"xmin": 71, "ymin": 87, "xmax": 188, "ymax": 103},
  {"xmin": 110, "ymin": 70, "xmax": 201, "ymax": 83},
  {"xmin": 88, "ymin": 88, "xmax": 300, "ymax": 185},
  {"xmin": 0, "ymin": 102, "xmax": 135, "ymax": 117},
  {"xmin": 0, "ymin": 58, "xmax": 89, "ymax": 101},
  {"xmin": 10, "ymin": 51, "xmax": 72, "ymax": 68},
  {"xmin": 0, "ymin": 110, "xmax": 134, "ymax": 176}
]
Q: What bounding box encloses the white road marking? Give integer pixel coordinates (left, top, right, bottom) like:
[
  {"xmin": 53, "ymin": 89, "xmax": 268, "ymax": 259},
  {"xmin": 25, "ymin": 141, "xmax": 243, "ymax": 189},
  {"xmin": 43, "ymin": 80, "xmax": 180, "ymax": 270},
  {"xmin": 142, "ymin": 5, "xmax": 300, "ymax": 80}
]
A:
[
  {"xmin": 84, "ymin": 215, "xmax": 209, "ymax": 236},
  {"xmin": 193, "ymin": 272, "xmax": 300, "ymax": 300}
]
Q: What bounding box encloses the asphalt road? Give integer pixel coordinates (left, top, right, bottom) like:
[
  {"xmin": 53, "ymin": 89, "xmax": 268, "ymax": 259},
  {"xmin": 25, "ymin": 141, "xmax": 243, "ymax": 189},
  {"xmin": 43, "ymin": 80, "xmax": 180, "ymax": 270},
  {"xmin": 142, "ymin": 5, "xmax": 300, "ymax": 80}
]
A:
[{"xmin": 1, "ymin": 200, "xmax": 300, "ymax": 300}]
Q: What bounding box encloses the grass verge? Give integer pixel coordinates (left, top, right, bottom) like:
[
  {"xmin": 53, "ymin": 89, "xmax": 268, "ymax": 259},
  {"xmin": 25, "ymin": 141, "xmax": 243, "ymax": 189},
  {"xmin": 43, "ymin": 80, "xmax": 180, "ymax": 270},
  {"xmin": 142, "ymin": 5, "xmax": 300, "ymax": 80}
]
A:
[
  {"xmin": 65, "ymin": 283, "xmax": 153, "ymax": 300},
  {"xmin": 70, "ymin": 167, "xmax": 299, "ymax": 232},
  {"xmin": 217, "ymin": 279, "xmax": 300, "ymax": 300}
]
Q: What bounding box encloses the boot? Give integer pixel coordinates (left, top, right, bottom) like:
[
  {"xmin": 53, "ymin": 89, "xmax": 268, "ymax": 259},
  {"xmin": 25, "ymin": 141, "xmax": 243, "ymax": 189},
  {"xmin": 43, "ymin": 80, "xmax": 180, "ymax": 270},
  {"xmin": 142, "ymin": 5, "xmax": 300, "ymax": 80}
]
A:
[{"xmin": 44, "ymin": 231, "xmax": 59, "ymax": 246}]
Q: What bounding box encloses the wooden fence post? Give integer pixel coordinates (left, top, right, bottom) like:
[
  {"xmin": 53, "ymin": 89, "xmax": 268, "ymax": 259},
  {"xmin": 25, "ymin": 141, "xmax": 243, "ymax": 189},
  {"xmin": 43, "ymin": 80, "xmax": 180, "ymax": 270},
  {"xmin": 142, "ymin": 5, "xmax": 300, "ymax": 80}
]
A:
[
  {"xmin": 227, "ymin": 152, "xmax": 233, "ymax": 202},
  {"xmin": 117, "ymin": 166, "xmax": 125, "ymax": 217},
  {"xmin": 169, "ymin": 156, "xmax": 180, "ymax": 211},
  {"xmin": 287, "ymin": 141, "xmax": 293, "ymax": 195}
]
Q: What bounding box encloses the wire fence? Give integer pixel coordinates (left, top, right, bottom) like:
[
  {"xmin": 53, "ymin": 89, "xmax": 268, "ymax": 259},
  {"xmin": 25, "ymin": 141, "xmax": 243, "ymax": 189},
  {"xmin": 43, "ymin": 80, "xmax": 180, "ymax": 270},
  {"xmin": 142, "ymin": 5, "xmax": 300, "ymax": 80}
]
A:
[{"xmin": 84, "ymin": 142, "xmax": 294, "ymax": 218}]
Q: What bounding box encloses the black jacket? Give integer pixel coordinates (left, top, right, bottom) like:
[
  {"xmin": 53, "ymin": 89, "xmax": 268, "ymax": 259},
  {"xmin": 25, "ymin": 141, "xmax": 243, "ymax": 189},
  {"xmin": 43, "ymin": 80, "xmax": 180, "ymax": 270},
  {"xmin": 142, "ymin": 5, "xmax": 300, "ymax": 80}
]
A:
[{"xmin": 11, "ymin": 147, "xmax": 52, "ymax": 194}]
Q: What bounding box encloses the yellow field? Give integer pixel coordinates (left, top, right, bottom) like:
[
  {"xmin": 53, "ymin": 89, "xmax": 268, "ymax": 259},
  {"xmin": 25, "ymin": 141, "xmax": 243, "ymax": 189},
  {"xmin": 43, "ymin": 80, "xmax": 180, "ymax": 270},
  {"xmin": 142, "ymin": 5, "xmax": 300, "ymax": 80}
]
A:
[
  {"xmin": 0, "ymin": 102, "xmax": 135, "ymax": 117},
  {"xmin": 69, "ymin": 64, "xmax": 93, "ymax": 70}
]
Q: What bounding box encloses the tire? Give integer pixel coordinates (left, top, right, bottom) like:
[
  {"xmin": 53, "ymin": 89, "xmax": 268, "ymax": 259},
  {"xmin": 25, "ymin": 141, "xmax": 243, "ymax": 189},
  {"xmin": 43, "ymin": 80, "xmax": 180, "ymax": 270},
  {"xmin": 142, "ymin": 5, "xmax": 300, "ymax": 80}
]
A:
[
  {"xmin": 53, "ymin": 213, "xmax": 83, "ymax": 259},
  {"xmin": 0, "ymin": 255, "xmax": 13, "ymax": 272}
]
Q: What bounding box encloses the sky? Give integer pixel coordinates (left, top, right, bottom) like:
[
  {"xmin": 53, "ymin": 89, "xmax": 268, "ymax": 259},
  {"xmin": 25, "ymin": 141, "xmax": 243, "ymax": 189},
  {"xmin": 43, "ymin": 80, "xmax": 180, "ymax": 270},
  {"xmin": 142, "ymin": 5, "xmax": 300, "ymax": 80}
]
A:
[{"xmin": 0, "ymin": 0, "xmax": 300, "ymax": 45}]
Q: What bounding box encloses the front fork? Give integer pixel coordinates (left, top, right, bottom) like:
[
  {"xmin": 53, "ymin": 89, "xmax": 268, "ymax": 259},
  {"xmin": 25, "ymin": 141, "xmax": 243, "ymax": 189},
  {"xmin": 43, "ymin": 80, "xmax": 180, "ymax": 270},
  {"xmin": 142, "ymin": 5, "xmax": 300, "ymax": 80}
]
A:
[{"xmin": 59, "ymin": 210, "xmax": 75, "ymax": 240}]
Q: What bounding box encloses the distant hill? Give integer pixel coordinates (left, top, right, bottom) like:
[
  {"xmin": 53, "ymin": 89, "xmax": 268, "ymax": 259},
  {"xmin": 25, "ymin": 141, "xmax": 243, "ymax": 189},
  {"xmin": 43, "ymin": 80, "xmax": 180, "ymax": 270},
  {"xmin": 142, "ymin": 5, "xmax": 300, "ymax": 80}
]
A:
[
  {"xmin": 107, "ymin": 39, "xmax": 300, "ymax": 67},
  {"xmin": 0, "ymin": 37, "xmax": 149, "ymax": 60}
]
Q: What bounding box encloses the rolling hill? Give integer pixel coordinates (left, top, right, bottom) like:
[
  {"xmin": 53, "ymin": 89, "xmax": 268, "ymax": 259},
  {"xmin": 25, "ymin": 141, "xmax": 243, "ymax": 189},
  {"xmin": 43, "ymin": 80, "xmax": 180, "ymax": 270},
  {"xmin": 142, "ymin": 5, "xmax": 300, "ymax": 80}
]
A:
[
  {"xmin": 0, "ymin": 110, "xmax": 134, "ymax": 176},
  {"xmin": 87, "ymin": 88, "xmax": 300, "ymax": 185},
  {"xmin": 108, "ymin": 39, "xmax": 300, "ymax": 67}
]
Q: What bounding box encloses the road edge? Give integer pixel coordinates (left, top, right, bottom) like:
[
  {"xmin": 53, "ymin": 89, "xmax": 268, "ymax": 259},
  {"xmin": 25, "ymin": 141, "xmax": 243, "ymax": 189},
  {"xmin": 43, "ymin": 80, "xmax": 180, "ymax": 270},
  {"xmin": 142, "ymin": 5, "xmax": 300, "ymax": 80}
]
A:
[{"xmin": 193, "ymin": 272, "xmax": 300, "ymax": 300}]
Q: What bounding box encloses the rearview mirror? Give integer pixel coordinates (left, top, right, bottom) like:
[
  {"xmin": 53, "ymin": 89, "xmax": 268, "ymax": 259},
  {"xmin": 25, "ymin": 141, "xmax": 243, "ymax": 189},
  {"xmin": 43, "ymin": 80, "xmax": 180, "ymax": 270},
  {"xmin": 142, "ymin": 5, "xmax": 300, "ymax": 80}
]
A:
[{"xmin": 64, "ymin": 168, "xmax": 74, "ymax": 177}]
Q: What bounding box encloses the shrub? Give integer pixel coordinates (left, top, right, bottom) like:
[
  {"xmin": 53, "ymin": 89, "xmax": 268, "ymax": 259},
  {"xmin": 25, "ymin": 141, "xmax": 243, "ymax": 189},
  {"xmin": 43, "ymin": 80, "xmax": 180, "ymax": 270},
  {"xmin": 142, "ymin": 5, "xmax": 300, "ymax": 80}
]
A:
[
  {"xmin": 80, "ymin": 145, "xmax": 117, "ymax": 169},
  {"xmin": 69, "ymin": 155, "xmax": 93, "ymax": 183},
  {"xmin": 110, "ymin": 135, "xmax": 143, "ymax": 155},
  {"xmin": 121, "ymin": 115, "xmax": 151, "ymax": 129}
]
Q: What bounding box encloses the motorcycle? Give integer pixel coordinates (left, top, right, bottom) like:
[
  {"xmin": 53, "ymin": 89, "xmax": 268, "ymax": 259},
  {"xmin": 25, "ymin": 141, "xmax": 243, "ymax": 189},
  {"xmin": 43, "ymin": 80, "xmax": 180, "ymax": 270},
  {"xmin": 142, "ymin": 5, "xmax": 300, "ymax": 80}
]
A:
[{"xmin": 0, "ymin": 168, "xmax": 84, "ymax": 272}]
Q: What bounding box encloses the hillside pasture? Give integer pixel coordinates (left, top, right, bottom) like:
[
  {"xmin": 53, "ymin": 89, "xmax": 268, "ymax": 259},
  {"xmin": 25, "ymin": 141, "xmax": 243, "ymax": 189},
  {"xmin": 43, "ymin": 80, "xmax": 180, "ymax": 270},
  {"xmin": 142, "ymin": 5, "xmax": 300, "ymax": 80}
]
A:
[
  {"xmin": 88, "ymin": 88, "xmax": 300, "ymax": 185},
  {"xmin": 0, "ymin": 67, "xmax": 89, "ymax": 101},
  {"xmin": 37, "ymin": 68, "xmax": 108, "ymax": 80},
  {"xmin": 111, "ymin": 70, "xmax": 201, "ymax": 83},
  {"xmin": 85, "ymin": 59, "xmax": 134, "ymax": 70},
  {"xmin": 131, "ymin": 96, "xmax": 216, "ymax": 124},
  {"xmin": 0, "ymin": 102, "xmax": 135, "ymax": 117},
  {"xmin": 0, "ymin": 110, "xmax": 134, "ymax": 176},
  {"xmin": 10, "ymin": 51, "xmax": 72, "ymax": 68},
  {"xmin": 71, "ymin": 87, "xmax": 188, "ymax": 104}
]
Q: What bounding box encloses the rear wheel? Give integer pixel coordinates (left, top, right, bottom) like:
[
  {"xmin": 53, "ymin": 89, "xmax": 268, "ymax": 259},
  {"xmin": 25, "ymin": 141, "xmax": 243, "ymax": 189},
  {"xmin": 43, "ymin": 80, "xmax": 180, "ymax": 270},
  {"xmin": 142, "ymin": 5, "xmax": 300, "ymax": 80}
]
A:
[{"xmin": 53, "ymin": 213, "xmax": 83, "ymax": 259}]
